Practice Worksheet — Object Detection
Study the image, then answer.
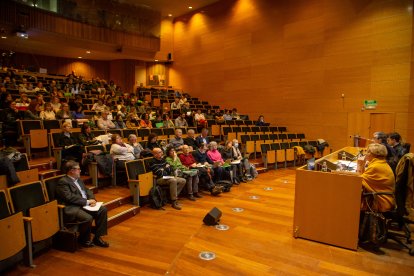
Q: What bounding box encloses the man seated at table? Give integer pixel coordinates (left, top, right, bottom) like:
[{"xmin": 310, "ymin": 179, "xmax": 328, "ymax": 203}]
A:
[{"xmin": 56, "ymin": 160, "xmax": 109, "ymax": 248}]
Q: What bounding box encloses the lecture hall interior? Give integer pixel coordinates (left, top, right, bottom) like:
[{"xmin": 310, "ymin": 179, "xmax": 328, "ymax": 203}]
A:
[{"xmin": 0, "ymin": 0, "xmax": 414, "ymax": 275}]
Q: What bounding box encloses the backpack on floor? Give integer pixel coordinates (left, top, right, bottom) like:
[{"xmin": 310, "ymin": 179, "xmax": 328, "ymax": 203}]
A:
[
  {"xmin": 250, "ymin": 164, "xmax": 258, "ymax": 178},
  {"xmin": 216, "ymin": 180, "xmax": 232, "ymax": 192},
  {"xmin": 149, "ymin": 185, "xmax": 167, "ymax": 209}
]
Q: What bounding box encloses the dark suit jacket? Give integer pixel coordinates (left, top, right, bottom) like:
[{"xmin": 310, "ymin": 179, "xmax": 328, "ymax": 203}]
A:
[
  {"xmin": 195, "ymin": 135, "xmax": 209, "ymax": 148},
  {"xmin": 56, "ymin": 175, "xmax": 95, "ymax": 221}
]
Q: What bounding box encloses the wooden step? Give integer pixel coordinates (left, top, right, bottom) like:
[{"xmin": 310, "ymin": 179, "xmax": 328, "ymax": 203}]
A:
[
  {"xmin": 107, "ymin": 204, "xmax": 140, "ymax": 228},
  {"xmin": 102, "ymin": 195, "xmax": 133, "ymax": 211},
  {"xmin": 256, "ymin": 167, "xmax": 268, "ymax": 174}
]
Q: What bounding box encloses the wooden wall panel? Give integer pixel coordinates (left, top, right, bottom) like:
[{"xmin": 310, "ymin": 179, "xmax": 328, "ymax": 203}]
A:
[
  {"xmin": 171, "ymin": 0, "xmax": 414, "ymax": 149},
  {"xmin": 12, "ymin": 52, "xmax": 109, "ymax": 80}
]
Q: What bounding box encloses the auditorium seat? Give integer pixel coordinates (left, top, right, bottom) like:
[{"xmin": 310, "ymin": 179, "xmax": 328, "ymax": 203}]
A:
[
  {"xmin": 0, "ymin": 190, "xmax": 31, "ymax": 271},
  {"xmin": 7, "ymin": 181, "xmax": 59, "ymax": 263},
  {"xmin": 125, "ymin": 159, "xmax": 153, "ymax": 206}
]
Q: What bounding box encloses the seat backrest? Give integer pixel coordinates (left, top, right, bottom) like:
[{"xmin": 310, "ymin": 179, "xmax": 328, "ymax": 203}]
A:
[
  {"xmin": 278, "ymin": 133, "xmax": 287, "ymax": 141},
  {"xmin": 0, "ymin": 190, "xmax": 11, "ymax": 219},
  {"xmin": 107, "ymin": 129, "xmax": 122, "ymax": 137},
  {"xmin": 164, "ymin": 128, "xmax": 175, "ymax": 136},
  {"xmin": 261, "ymin": 143, "xmax": 271, "ymax": 154},
  {"xmin": 395, "ymin": 153, "xmax": 414, "ymax": 216},
  {"xmin": 30, "ymin": 129, "xmax": 48, "ymax": 148},
  {"xmin": 280, "ymin": 142, "xmax": 290, "ymax": 150},
  {"xmin": 138, "ymin": 128, "xmax": 150, "ymax": 139},
  {"xmin": 85, "ymin": 145, "xmax": 105, "ymax": 153},
  {"xmin": 151, "ymin": 128, "xmax": 163, "ymax": 136},
  {"xmin": 122, "ymin": 129, "xmax": 137, "ymax": 139},
  {"xmin": 278, "ymin": 126, "xmax": 287, "ymax": 133},
  {"xmin": 288, "ymin": 133, "xmax": 297, "ymax": 140},
  {"xmin": 20, "ymin": 120, "xmax": 42, "ymax": 135},
  {"xmin": 42, "ymin": 120, "xmax": 61, "ymax": 132},
  {"xmin": 13, "ymin": 153, "xmax": 30, "ymax": 172},
  {"xmin": 271, "ymin": 143, "xmax": 281, "ymax": 151},
  {"xmin": 43, "ymin": 175, "xmax": 65, "ymax": 202},
  {"xmin": 125, "ymin": 160, "xmax": 146, "ymax": 181},
  {"xmin": 7, "ymin": 181, "xmax": 46, "ymax": 214},
  {"xmin": 143, "ymin": 157, "xmax": 155, "ymax": 172}
]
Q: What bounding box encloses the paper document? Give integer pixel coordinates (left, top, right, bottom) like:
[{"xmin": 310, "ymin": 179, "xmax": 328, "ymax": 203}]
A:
[
  {"xmin": 163, "ymin": 176, "xmax": 174, "ymax": 179},
  {"xmin": 83, "ymin": 201, "xmax": 103, "ymax": 212}
]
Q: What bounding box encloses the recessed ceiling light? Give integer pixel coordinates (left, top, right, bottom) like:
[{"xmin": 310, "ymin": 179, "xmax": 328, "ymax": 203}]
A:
[
  {"xmin": 168, "ymin": 14, "xmax": 172, "ymax": 17},
  {"xmin": 86, "ymin": 51, "xmax": 91, "ymax": 54},
  {"xmin": 1, "ymin": 36, "xmax": 6, "ymax": 39},
  {"xmin": 188, "ymin": 6, "xmax": 193, "ymax": 9},
  {"xmin": 154, "ymin": 59, "xmax": 158, "ymax": 62},
  {"xmin": 78, "ymin": 56, "xmax": 83, "ymax": 59}
]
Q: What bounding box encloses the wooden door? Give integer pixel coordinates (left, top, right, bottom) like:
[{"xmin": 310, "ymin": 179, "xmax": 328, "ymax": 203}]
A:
[{"xmin": 369, "ymin": 113, "xmax": 395, "ymax": 139}]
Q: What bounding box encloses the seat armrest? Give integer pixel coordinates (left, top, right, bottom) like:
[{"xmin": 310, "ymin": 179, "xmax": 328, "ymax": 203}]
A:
[{"xmin": 23, "ymin": 216, "xmax": 33, "ymax": 222}]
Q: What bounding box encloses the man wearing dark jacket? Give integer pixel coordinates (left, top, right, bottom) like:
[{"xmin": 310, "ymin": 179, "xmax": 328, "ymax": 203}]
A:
[
  {"xmin": 56, "ymin": 160, "xmax": 109, "ymax": 248},
  {"xmin": 149, "ymin": 148, "xmax": 186, "ymax": 210}
]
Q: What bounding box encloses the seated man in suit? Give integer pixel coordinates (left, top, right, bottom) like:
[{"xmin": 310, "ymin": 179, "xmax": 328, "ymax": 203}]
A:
[{"xmin": 56, "ymin": 160, "xmax": 109, "ymax": 248}]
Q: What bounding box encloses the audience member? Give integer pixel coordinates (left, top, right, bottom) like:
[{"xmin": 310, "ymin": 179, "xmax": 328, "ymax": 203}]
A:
[
  {"xmin": 57, "ymin": 122, "xmax": 82, "ymax": 162},
  {"xmin": 256, "ymin": 115, "xmax": 266, "ymax": 126},
  {"xmin": 79, "ymin": 124, "xmax": 101, "ymax": 146},
  {"xmin": 110, "ymin": 134, "xmax": 136, "ymax": 172},
  {"xmin": 166, "ymin": 147, "xmax": 201, "ymax": 201},
  {"xmin": 195, "ymin": 128, "xmax": 210, "ymax": 148},
  {"xmin": 146, "ymin": 133, "xmax": 161, "ymax": 151},
  {"xmin": 56, "ymin": 160, "xmax": 109, "ymax": 248},
  {"xmin": 360, "ymin": 143, "xmax": 395, "ymax": 212},
  {"xmin": 23, "ymin": 99, "xmax": 40, "ymax": 119},
  {"xmin": 50, "ymin": 96, "xmax": 61, "ymax": 113},
  {"xmin": 207, "ymin": 141, "xmax": 226, "ymax": 182},
  {"xmin": 1, "ymin": 101, "xmax": 21, "ymax": 146},
  {"xmin": 169, "ymin": 128, "xmax": 185, "ymax": 150},
  {"xmin": 232, "ymin": 139, "xmax": 254, "ymax": 180},
  {"xmin": 39, "ymin": 102, "xmax": 56, "ymax": 120},
  {"xmin": 91, "ymin": 99, "xmax": 107, "ymax": 113},
  {"xmin": 194, "ymin": 109, "xmax": 207, "ymax": 130},
  {"xmin": 387, "ymin": 132, "xmax": 407, "ymax": 161},
  {"xmin": 179, "ymin": 145, "xmax": 221, "ymax": 196},
  {"xmin": 373, "ymin": 132, "xmax": 398, "ymax": 173},
  {"xmin": 56, "ymin": 103, "xmax": 74, "ymax": 120},
  {"xmin": 97, "ymin": 110, "xmax": 116, "ymax": 130},
  {"xmin": 140, "ymin": 113, "xmax": 153, "ymax": 128},
  {"xmin": 128, "ymin": 134, "xmax": 144, "ymax": 159},
  {"xmin": 175, "ymin": 113, "xmax": 189, "ymax": 127},
  {"xmin": 149, "ymin": 148, "xmax": 186, "ymax": 210},
  {"xmin": 184, "ymin": 129, "xmax": 197, "ymax": 150},
  {"xmin": 163, "ymin": 114, "xmax": 175, "ymax": 128}
]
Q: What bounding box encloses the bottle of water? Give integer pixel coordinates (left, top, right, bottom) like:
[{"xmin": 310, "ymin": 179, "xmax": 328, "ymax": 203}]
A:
[
  {"xmin": 321, "ymin": 161, "xmax": 328, "ymax": 172},
  {"xmin": 342, "ymin": 152, "xmax": 347, "ymax": 161}
]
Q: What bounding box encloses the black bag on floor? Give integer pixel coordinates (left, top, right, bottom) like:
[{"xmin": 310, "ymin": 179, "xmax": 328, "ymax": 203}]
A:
[
  {"xmin": 149, "ymin": 185, "xmax": 167, "ymax": 209},
  {"xmin": 53, "ymin": 229, "xmax": 78, "ymax": 253},
  {"xmin": 216, "ymin": 180, "xmax": 232, "ymax": 192}
]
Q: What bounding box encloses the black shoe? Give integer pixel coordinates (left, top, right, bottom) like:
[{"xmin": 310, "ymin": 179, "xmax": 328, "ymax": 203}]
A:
[
  {"xmin": 93, "ymin": 237, "xmax": 109, "ymax": 248},
  {"xmin": 79, "ymin": 240, "xmax": 94, "ymax": 248},
  {"xmin": 194, "ymin": 193, "xmax": 203, "ymax": 198},
  {"xmin": 188, "ymin": 195, "xmax": 196, "ymax": 201},
  {"xmin": 172, "ymin": 200, "xmax": 182, "ymax": 210}
]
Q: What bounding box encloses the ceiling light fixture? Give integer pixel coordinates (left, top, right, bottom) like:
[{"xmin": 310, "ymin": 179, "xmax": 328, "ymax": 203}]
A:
[
  {"xmin": 154, "ymin": 59, "xmax": 158, "ymax": 62},
  {"xmin": 1, "ymin": 36, "xmax": 6, "ymax": 39},
  {"xmin": 78, "ymin": 56, "xmax": 83, "ymax": 59},
  {"xmin": 188, "ymin": 6, "xmax": 193, "ymax": 9},
  {"xmin": 86, "ymin": 51, "xmax": 91, "ymax": 54},
  {"xmin": 16, "ymin": 32, "xmax": 28, "ymax": 39},
  {"xmin": 168, "ymin": 14, "xmax": 172, "ymax": 17}
]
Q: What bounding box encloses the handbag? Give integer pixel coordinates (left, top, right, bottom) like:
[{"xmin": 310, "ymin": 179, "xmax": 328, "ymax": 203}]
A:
[
  {"xmin": 359, "ymin": 211, "xmax": 387, "ymax": 245},
  {"xmin": 53, "ymin": 229, "xmax": 79, "ymax": 252}
]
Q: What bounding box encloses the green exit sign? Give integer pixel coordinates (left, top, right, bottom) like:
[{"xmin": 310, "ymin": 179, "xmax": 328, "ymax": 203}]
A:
[{"xmin": 364, "ymin": 100, "xmax": 377, "ymax": 110}]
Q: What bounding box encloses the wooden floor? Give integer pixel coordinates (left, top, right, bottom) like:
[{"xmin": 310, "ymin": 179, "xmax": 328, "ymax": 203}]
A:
[{"xmin": 6, "ymin": 169, "xmax": 414, "ymax": 276}]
